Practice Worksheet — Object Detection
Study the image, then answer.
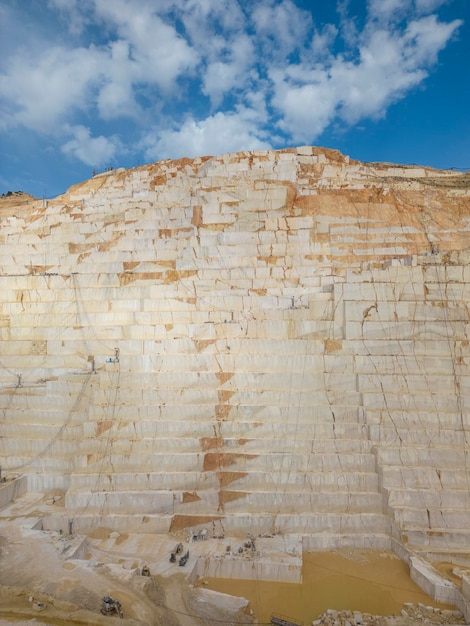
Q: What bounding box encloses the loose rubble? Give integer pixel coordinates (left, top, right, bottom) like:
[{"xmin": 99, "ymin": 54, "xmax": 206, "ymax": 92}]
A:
[{"xmin": 311, "ymin": 603, "xmax": 466, "ymax": 626}]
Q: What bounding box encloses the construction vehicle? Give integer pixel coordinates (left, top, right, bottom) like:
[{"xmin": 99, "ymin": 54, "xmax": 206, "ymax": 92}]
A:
[
  {"xmin": 101, "ymin": 596, "xmax": 123, "ymax": 618},
  {"xmin": 170, "ymin": 543, "xmax": 183, "ymax": 563},
  {"xmin": 179, "ymin": 550, "xmax": 189, "ymax": 566}
]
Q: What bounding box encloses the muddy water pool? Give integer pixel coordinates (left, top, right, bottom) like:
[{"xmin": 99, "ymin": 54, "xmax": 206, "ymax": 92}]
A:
[{"xmin": 197, "ymin": 550, "xmax": 457, "ymax": 624}]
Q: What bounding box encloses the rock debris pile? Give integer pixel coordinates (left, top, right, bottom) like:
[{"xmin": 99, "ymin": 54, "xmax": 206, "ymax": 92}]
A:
[{"xmin": 312, "ymin": 603, "xmax": 465, "ymax": 626}]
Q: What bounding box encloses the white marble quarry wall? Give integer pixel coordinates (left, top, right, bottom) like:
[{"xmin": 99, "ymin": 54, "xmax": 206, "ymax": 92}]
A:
[
  {"xmin": 410, "ymin": 556, "xmax": 470, "ymax": 621},
  {"xmin": 191, "ymin": 553, "xmax": 303, "ymax": 584},
  {"xmin": 0, "ymin": 147, "xmax": 469, "ymax": 554},
  {"xmin": 0, "ymin": 475, "xmax": 28, "ymax": 508}
]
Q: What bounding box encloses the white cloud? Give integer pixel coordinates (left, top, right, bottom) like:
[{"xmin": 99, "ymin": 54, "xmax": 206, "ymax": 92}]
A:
[
  {"xmin": 0, "ymin": 0, "xmax": 198, "ymax": 135},
  {"xmin": 61, "ymin": 125, "xmax": 123, "ymax": 166},
  {"xmin": 140, "ymin": 108, "xmax": 272, "ymax": 161},
  {"xmin": 202, "ymin": 33, "xmax": 257, "ymax": 106},
  {"xmin": 415, "ymin": 0, "xmax": 450, "ymax": 14},
  {"xmin": 310, "ymin": 24, "xmax": 339, "ymax": 60},
  {"xmin": 96, "ymin": 40, "xmax": 139, "ymax": 120},
  {"xmin": 403, "ymin": 14, "xmax": 462, "ymax": 65},
  {"xmin": 93, "ymin": 0, "xmax": 197, "ymax": 90},
  {"xmin": 251, "ymin": 0, "xmax": 312, "ymax": 58},
  {"xmin": 0, "ymin": 45, "xmax": 104, "ymax": 132},
  {"xmin": 0, "ymin": 0, "xmax": 464, "ymax": 169},
  {"xmin": 367, "ymin": 0, "xmax": 451, "ymax": 22},
  {"xmin": 367, "ymin": 0, "xmax": 411, "ymax": 21},
  {"xmin": 176, "ymin": 0, "xmax": 246, "ymax": 57},
  {"xmin": 337, "ymin": 31, "xmax": 427, "ymax": 122},
  {"xmin": 47, "ymin": 0, "xmax": 92, "ymax": 35},
  {"xmin": 270, "ymin": 67, "xmax": 337, "ymax": 139},
  {"xmin": 270, "ymin": 12, "xmax": 461, "ymax": 141}
]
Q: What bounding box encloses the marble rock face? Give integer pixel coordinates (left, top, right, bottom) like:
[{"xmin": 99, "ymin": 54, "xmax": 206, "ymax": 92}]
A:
[{"xmin": 0, "ymin": 147, "xmax": 469, "ymax": 553}]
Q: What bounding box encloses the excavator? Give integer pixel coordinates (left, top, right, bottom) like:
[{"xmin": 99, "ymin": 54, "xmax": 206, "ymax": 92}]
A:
[{"xmin": 100, "ymin": 596, "xmax": 123, "ymax": 618}]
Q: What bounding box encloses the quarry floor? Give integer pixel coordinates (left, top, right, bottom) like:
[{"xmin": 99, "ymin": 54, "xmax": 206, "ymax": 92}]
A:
[{"xmin": 0, "ymin": 489, "xmax": 467, "ymax": 626}]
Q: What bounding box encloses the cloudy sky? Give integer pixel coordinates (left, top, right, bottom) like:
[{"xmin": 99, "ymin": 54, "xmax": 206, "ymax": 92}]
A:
[{"xmin": 1, "ymin": 0, "xmax": 468, "ymax": 198}]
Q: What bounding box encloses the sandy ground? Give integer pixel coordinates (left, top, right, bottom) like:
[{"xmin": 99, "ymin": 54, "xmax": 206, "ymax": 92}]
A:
[{"xmin": 0, "ymin": 490, "xmax": 253, "ymax": 626}]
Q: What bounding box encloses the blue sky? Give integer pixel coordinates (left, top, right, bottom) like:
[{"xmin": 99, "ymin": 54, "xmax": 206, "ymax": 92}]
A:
[{"xmin": 1, "ymin": 0, "xmax": 469, "ymax": 198}]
